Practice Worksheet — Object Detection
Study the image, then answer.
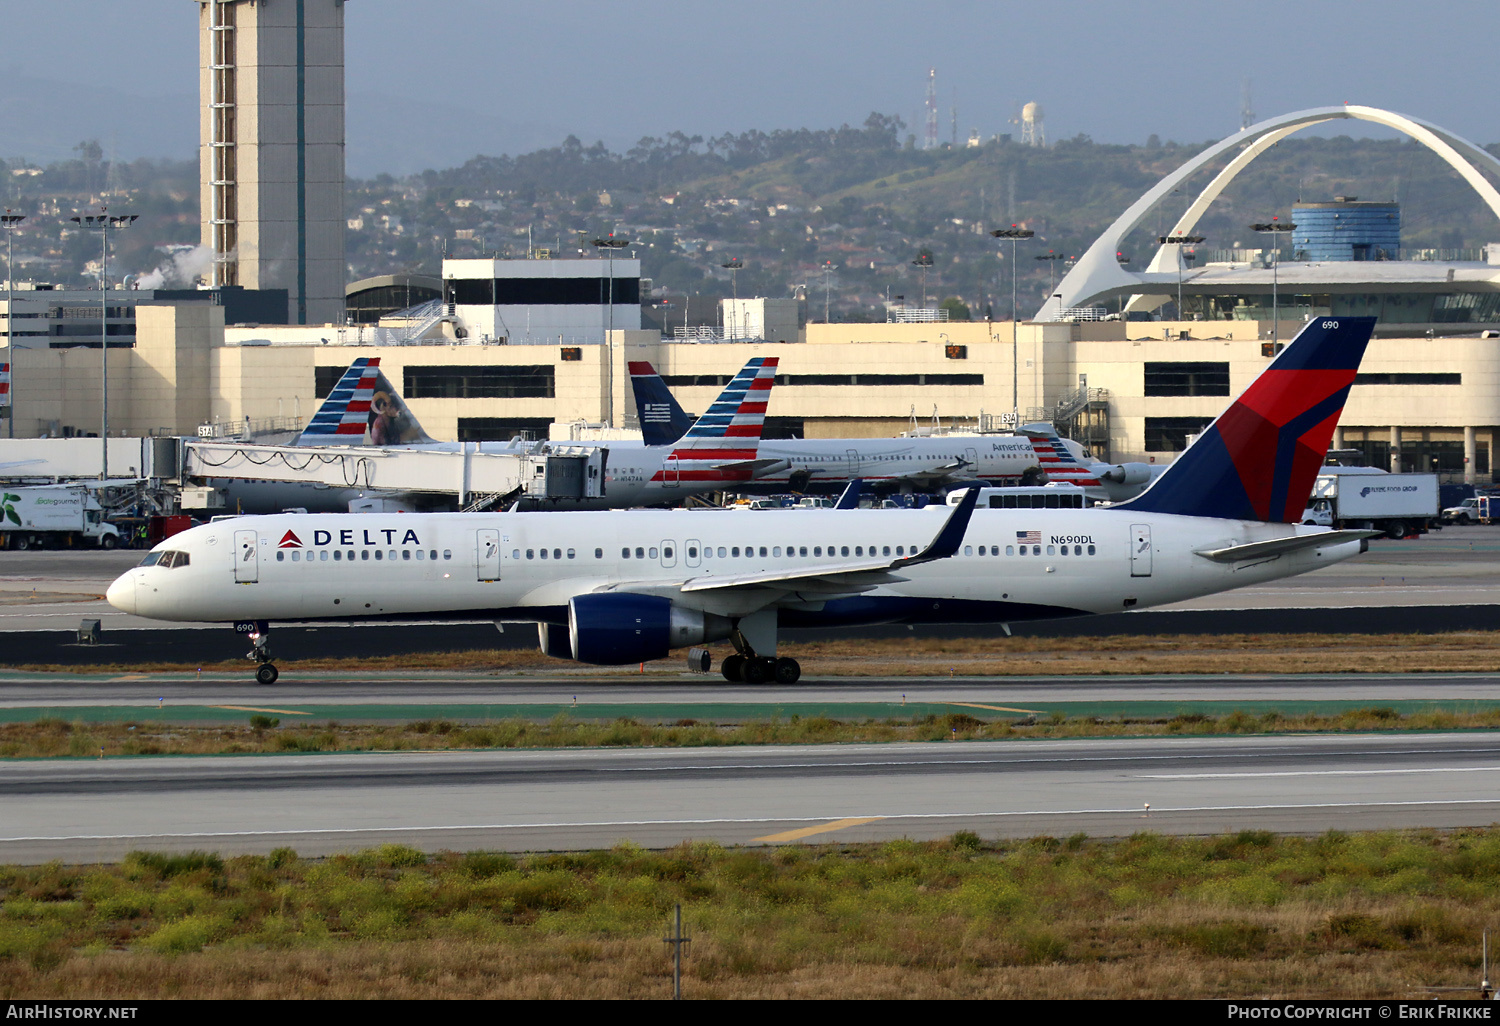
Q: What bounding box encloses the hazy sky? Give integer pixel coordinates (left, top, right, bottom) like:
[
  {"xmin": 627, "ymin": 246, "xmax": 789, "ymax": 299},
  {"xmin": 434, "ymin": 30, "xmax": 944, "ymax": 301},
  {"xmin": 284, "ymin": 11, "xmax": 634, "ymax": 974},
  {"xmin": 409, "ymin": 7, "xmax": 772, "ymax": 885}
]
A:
[{"xmin": 6, "ymin": 0, "xmax": 1498, "ymax": 175}]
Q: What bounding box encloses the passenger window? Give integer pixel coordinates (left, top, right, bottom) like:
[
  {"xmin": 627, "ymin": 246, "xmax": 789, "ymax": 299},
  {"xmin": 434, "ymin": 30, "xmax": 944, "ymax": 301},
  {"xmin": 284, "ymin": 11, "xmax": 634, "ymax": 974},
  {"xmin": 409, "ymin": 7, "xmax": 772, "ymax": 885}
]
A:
[
  {"xmin": 429, "ymin": 550, "xmax": 437, "ymax": 560},
  {"xmin": 799, "ymin": 546, "xmax": 807, "ymax": 556},
  {"xmin": 361, "ymin": 551, "xmax": 370, "ymax": 561},
  {"xmin": 418, "ymin": 550, "xmax": 426, "ymax": 560},
  {"xmin": 773, "ymin": 547, "xmax": 781, "ymax": 557},
  {"xmin": 321, "ymin": 551, "xmax": 330, "ymax": 561},
  {"xmin": 528, "ymin": 549, "xmax": 535, "ymax": 559},
  {"xmin": 443, "ymin": 550, "xmax": 451, "ymax": 560},
  {"xmin": 276, "ymin": 551, "xmax": 285, "ymax": 562},
  {"xmin": 567, "ymin": 549, "xmax": 576, "ymax": 559},
  {"xmin": 882, "ymin": 546, "xmax": 890, "ymax": 556},
  {"xmin": 688, "ymin": 547, "xmax": 698, "ymax": 559},
  {"xmin": 554, "ymin": 549, "xmax": 562, "ymax": 560},
  {"xmin": 511, "ymin": 549, "xmax": 519, "ymax": 560},
  {"xmin": 663, "ymin": 547, "xmax": 673, "ymax": 559},
  {"xmin": 732, "ymin": 547, "xmax": 740, "ymax": 557},
  {"xmin": 621, "ymin": 547, "xmax": 630, "ymax": 558},
  {"xmin": 1006, "ymin": 545, "xmax": 1014, "ymax": 556},
  {"xmin": 841, "ymin": 546, "xmax": 850, "ymax": 556},
  {"xmin": 717, "ymin": 547, "xmax": 726, "ymax": 557},
  {"xmin": 1033, "ymin": 545, "xmax": 1041, "ymax": 555},
  {"xmin": 392, "ymin": 550, "xmax": 400, "ymax": 561},
  {"xmin": 635, "ymin": 547, "xmax": 645, "ymax": 559},
  {"xmin": 963, "ymin": 545, "xmax": 972, "ymax": 556},
  {"xmin": 814, "ymin": 546, "xmax": 822, "ymax": 556},
  {"xmin": 649, "ymin": 547, "xmax": 659, "ymax": 559},
  {"xmin": 540, "ymin": 549, "xmax": 548, "ymax": 560},
  {"xmin": 374, "ymin": 550, "xmax": 383, "ymax": 560},
  {"xmin": 1074, "ymin": 545, "xmax": 1082, "ymax": 555},
  {"xmin": 1088, "ymin": 544, "xmax": 1096, "ymax": 555},
  {"xmin": 334, "ymin": 551, "xmax": 342, "ymax": 561},
  {"xmin": 595, "ymin": 548, "xmax": 603, "ymax": 559},
  {"xmin": 895, "ymin": 546, "xmax": 903, "ymax": 556},
  {"xmin": 759, "ymin": 546, "xmax": 768, "ymax": 557}
]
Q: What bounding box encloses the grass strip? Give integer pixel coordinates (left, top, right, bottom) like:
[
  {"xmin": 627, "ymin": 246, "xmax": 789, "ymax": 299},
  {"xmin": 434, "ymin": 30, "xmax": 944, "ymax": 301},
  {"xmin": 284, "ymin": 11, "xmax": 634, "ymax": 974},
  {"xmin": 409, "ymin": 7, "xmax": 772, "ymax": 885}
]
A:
[
  {"xmin": 2, "ymin": 829, "xmax": 1499, "ymax": 998},
  {"xmin": 3, "ymin": 704, "xmax": 1499, "ymax": 758}
]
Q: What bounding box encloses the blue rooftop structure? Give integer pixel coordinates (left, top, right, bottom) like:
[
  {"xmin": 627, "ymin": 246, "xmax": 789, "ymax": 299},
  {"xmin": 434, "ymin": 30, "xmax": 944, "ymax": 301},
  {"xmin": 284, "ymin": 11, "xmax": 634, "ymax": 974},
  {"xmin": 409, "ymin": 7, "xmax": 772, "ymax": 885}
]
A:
[{"xmin": 1292, "ymin": 198, "xmax": 1401, "ymax": 261}]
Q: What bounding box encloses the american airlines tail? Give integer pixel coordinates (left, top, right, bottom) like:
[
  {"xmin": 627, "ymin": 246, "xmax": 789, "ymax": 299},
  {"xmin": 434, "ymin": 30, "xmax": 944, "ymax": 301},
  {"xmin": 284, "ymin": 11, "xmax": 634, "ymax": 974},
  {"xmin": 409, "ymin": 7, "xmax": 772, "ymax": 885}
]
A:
[
  {"xmin": 1116, "ymin": 316, "xmax": 1377, "ymax": 522},
  {"xmin": 651, "ymin": 356, "xmax": 778, "ymax": 481},
  {"xmin": 628, "ymin": 361, "xmax": 695, "ymax": 447},
  {"xmin": 296, "ymin": 357, "xmax": 436, "ymax": 447},
  {"xmin": 1018, "ymin": 423, "xmax": 1104, "ymax": 488}
]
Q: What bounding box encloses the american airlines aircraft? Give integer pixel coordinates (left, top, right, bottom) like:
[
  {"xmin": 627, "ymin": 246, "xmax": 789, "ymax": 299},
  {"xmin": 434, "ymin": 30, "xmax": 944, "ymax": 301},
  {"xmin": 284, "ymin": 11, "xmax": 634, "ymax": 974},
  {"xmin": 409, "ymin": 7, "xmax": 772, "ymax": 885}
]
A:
[
  {"xmin": 220, "ymin": 355, "xmax": 781, "ymax": 512},
  {"xmin": 1017, "ymin": 424, "xmax": 1165, "ymax": 503},
  {"xmin": 109, "ymin": 316, "xmax": 1378, "ymax": 685},
  {"xmin": 628, "ymin": 360, "xmax": 1042, "ymax": 491}
]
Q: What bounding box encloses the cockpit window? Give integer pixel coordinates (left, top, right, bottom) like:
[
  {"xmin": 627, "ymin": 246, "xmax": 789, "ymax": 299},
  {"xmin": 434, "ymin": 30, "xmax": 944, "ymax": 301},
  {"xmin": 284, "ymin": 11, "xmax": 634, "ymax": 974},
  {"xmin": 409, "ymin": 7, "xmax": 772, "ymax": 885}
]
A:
[
  {"xmin": 138, "ymin": 551, "xmax": 163, "ymax": 567},
  {"xmin": 153, "ymin": 551, "xmax": 191, "ymax": 569}
]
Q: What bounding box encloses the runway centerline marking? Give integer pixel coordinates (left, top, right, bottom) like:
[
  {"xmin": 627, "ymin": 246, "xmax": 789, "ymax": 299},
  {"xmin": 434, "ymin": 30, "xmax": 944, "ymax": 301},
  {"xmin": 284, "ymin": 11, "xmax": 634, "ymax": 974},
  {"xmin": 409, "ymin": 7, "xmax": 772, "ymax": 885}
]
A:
[
  {"xmin": 753, "ymin": 817, "xmax": 885, "ymax": 843},
  {"xmin": 208, "ymin": 705, "xmax": 314, "ymax": 716}
]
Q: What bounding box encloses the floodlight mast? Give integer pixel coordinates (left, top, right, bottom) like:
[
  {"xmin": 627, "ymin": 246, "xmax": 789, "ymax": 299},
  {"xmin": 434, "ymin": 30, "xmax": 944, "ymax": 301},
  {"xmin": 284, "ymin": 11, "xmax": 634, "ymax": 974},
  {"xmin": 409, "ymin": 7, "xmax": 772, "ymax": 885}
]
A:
[
  {"xmin": 990, "ymin": 226, "xmax": 1034, "ymax": 428},
  {"xmin": 591, "ymin": 235, "xmax": 629, "ymax": 426},
  {"xmin": 1157, "ymin": 234, "xmax": 1207, "ymax": 319},
  {"xmin": 69, "ymin": 211, "xmax": 137, "ymax": 479},
  {"xmin": 1249, "ymin": 220, "xmax": 1296, "ymax": 348}
]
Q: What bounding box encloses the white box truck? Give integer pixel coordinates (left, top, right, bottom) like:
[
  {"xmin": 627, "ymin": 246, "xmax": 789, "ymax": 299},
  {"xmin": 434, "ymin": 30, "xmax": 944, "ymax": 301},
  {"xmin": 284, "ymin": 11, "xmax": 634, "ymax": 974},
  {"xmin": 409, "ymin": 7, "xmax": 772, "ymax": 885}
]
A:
[
  {"xmin": 0, "ymin": 485, "xmax": 123, "ymax": 550},
  {"xmin": 1301, "ymin": 471, "xmax": 1439, "ymax": 539}
]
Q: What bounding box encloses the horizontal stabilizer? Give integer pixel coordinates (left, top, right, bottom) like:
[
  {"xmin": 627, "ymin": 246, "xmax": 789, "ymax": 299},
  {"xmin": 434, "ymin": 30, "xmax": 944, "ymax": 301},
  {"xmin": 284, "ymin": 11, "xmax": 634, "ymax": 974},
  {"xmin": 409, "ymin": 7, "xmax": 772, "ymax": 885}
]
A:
[{"xmin": 1194, "ymin": 529, "xmax": 1379, "ymax": 564}]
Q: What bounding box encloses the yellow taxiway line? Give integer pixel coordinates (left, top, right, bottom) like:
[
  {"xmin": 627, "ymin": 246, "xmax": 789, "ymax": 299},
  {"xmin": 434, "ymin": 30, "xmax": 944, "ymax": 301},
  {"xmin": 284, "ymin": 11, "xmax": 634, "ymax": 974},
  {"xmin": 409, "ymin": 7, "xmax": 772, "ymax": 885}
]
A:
[{"xmin": 753, "ymin": 817, "xmax": 885, "ymax": 843}]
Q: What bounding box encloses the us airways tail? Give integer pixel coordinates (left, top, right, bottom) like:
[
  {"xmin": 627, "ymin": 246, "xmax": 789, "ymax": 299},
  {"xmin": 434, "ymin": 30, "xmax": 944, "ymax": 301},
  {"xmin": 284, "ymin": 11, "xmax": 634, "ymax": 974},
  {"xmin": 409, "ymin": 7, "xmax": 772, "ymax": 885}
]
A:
[
  {"xmin": 296, "ymin": 358, "xmax": 436, "ymax": 447},
  {"xmin": 1116, "ymin": 316, "xmax": 1377, "ymax": 522},
  {"xmin": 628, "ymin": 361, "xmax": 695, "ymax": 446}
]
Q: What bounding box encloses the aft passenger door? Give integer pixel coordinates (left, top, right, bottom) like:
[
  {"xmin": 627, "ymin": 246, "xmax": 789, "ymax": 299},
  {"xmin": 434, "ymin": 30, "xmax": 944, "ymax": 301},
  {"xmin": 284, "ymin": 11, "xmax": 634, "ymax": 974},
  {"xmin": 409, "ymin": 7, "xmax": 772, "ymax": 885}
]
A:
[
  {"xmin": 476, "ymin": 528, "xmax": 501, "ymax": 582},
  {"xmin": 662, "ymin": 453, "xmax": 680, "ymax": 488},
  {"xmin": 1130, "ymin": 524, "xmax": 1153, "ymax": 577},
  {"xmin": 233, "ymin": 530, "xmax": 259, "ymax": 583}
]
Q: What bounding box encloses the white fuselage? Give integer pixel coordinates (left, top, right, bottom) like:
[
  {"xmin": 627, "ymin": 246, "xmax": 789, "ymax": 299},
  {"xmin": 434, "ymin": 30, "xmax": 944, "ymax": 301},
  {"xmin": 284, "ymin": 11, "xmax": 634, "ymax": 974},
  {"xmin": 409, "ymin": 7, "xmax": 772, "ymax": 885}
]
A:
[{"xmin": 108, "ymin": 506, "xmax": 1365, "ymax": 629}]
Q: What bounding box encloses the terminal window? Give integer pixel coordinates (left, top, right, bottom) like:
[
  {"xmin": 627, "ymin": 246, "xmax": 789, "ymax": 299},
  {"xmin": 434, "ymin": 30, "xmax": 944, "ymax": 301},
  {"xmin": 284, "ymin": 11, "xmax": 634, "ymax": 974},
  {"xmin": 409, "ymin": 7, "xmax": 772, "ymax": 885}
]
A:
[
  {"xmin": 1144, "ymin": 362, "xmax": 1230, "ymax": 397},
  {"xmin": 1145, "ymin": 416, "xmax": 1216, "ymax": 452},
  {"xmin": 405, "ymin": 365, "xmax": 555, "ymax": 399}
]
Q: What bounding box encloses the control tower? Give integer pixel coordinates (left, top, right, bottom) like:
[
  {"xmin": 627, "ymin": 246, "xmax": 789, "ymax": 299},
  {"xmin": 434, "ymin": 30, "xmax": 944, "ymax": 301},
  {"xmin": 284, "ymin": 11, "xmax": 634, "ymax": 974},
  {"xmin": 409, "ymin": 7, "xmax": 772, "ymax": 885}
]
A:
[{"xmin": 197, "ymin": 0, "xmax": 346, "ymax": 325}]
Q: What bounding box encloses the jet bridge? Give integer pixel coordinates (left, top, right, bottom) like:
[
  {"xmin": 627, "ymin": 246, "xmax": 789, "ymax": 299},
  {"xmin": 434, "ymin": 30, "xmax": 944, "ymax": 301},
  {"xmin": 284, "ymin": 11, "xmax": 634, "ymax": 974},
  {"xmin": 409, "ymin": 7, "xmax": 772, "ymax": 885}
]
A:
[{"xmin": 182, "ymin": 441, "xmax": 607, "ymax": 507}]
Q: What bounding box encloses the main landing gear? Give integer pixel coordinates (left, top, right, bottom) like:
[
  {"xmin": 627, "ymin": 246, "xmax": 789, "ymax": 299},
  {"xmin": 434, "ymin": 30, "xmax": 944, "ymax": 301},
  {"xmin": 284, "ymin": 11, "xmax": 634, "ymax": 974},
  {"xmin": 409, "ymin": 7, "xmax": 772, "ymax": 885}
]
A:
[
  {"xmin": 246, "ymin": 625, "xmax": 279, "ymax": 685},
  {"xmin": 719, "ymin": 620, "xmax": 800, "ymax": 685}
]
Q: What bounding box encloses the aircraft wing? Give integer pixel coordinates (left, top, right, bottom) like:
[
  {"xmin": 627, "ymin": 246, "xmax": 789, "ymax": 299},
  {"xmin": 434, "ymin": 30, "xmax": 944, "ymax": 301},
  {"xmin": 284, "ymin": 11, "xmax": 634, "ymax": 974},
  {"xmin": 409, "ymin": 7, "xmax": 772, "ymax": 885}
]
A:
[
  {"xmin": 678, "ymin": 486, "xmax": 979, "ymax": 594},
  {"xmin": 1194, "ymin": 529, "xmax": 1379, "ymax": 564},
  {"xmin": 711, "ymin": 458, "xmax": 789, "ymax": 476}
]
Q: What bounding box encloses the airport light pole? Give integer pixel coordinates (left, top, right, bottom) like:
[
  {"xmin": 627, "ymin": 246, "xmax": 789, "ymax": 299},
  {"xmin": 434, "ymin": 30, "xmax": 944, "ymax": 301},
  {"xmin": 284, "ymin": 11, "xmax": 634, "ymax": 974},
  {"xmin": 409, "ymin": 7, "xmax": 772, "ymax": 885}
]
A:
[
  {"xmin": 911, "ymin": 251, "xmax": 934, "ymax": 310},
  {"xmin": 720, "ymin": 258, "xmax": 743, "ymax": 339},
  {"xmin": 1157, "ymin": 234, "xmax": 1206, "ymax": 320},
  {"xmin": 1250, "ymin": 219, "xmax": 1295, "ymax": 349},
  {"xmin": 1, "ymin": 212, "xmax": 24, "ymax": 439},
  {"xmin": 70, "ymin": 211, "xmax": 137, "ymax": 480},
  {"xmin": 991, "ymin": 226, "xmax": 1034, "ymax": 429},
  {"xmin": 591, "ymin": 235, "xmax": 629, "ymax": 427}
]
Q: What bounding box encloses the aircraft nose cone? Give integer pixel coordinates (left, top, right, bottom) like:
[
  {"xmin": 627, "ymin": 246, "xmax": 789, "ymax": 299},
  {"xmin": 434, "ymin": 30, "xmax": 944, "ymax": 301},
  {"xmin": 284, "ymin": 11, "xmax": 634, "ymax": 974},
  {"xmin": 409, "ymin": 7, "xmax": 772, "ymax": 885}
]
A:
[{"xmin": 105, "ymin": 573, "xmax": 137, "ymax": 615}]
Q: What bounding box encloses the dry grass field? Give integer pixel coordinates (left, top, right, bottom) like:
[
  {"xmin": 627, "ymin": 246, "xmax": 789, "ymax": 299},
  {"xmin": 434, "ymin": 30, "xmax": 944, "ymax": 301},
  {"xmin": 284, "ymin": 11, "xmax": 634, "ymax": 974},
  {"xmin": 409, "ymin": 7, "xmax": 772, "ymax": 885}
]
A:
[
  {"xmin": 19, "ymin": 629, "xmax": 1500, "ymax": 678},
  {"xmin": 2, "ymin": 831, "xmax": 1498, "ymax": 999}
]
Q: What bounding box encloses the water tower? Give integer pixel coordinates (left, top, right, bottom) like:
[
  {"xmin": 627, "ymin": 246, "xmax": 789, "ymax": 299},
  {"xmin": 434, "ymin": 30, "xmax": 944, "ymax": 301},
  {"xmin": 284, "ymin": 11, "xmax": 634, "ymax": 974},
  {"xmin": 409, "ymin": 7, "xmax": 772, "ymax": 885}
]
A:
[{"xmin": 1021, "ymin": 102, "xmax": 1045, "ymax": 147}]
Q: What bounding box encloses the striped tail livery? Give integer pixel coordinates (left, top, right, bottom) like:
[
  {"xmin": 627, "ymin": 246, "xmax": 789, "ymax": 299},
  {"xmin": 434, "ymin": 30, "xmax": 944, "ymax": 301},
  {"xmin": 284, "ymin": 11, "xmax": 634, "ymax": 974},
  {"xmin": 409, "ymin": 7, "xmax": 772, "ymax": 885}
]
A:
[
  {"xmin": 1018, "ymin": 423, "xmax": 1103, "ymax": 488},
  {"xmin": 297, "ymin": 357, "xmax": 435, "ymax": 446},
  {"xmin": 652, "ymin": 356, "xmax": 778, "ymax": 482},
  {"xmin": 1117, "ymin": 316, "xmax": 1376, "ymax": 522}
]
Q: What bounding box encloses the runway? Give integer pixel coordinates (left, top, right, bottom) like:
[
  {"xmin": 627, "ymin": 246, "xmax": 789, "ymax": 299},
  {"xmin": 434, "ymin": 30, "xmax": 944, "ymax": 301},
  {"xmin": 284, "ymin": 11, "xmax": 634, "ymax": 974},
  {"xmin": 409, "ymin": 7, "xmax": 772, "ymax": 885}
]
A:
[{"xmin": 4, "ymin": 732, "xmax": 1500, "ymax": 864}]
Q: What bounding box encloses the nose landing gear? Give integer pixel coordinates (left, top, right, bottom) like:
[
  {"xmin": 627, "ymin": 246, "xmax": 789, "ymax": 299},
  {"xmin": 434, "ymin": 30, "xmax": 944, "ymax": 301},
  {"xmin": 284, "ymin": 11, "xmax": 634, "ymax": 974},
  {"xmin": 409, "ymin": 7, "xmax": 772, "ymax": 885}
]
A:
[{"xmin": 245, "ymin": 625, "xmax": 279, "ymax": 685}]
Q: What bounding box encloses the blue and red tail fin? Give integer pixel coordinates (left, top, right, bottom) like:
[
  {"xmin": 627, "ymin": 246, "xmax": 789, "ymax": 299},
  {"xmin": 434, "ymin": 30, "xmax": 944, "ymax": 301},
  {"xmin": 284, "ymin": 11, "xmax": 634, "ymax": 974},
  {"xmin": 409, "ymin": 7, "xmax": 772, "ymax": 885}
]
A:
[
  {"xmin": 628, "ymin": 360, "xmax": 694, "ymax": 446},
  {"xmin": 649, "ymin": 357, "xmax": 778, "ymax": 483},
  {"xmin": 1115, "ymin": 316, "xmax": 1376, "ymax": 522},
  {"xmin": 0, "ymin": 361, "xmax": 9, "ymax": 409},
  {"xmin": 297, "ymin": 357, "xmax": 436, "ymax": 447}
]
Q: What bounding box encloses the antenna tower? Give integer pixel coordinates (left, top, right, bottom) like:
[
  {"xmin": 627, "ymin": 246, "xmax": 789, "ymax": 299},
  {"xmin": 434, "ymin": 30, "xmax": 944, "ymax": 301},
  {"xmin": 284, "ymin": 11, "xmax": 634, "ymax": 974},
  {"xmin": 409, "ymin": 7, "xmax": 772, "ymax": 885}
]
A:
[
  {"xmin": 1241, "ymin": 78, "xmax": 1256, "ymax": 130},
  {"xmin": 924, "ymin": 68, "xmax": 939, "ymax": 150}
]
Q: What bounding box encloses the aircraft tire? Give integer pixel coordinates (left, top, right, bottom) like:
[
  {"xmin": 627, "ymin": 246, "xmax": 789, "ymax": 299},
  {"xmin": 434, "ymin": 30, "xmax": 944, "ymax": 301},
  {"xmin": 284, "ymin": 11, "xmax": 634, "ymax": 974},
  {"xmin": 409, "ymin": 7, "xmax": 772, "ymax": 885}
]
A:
[
  {"xmin": 255, "ymin": 663, "xmax": 280, "ymax": 686},
  {"xmin": 721, "ymin": 654, "xmax": 746, "ymax": 683},
  {"xmin": 773, "ymin": 657, "xmax": 801, "ymax": 685},
  {"xmin": 741, "ymin": 658, "xmax": 772, "ymax": 685}
]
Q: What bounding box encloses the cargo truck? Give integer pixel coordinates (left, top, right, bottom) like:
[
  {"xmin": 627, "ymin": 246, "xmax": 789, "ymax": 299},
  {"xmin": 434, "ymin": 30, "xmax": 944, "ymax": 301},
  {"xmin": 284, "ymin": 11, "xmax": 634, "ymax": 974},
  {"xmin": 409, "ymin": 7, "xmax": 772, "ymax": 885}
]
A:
[
  {"xmin": 0, "ymin": 485, "xmax": 123, "ymax": 549},
  {"xmin": 1300, "ymin": 471, "xmax": 1439, "ymax": 539}
]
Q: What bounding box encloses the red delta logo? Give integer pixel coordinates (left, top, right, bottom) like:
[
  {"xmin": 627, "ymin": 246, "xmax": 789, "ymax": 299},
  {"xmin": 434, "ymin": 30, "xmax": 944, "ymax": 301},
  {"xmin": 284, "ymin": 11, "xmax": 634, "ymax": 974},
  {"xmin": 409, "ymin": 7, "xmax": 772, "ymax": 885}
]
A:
[{"xmin": 278, "ymin": 531, "xmax": 303, "ymax": 549}]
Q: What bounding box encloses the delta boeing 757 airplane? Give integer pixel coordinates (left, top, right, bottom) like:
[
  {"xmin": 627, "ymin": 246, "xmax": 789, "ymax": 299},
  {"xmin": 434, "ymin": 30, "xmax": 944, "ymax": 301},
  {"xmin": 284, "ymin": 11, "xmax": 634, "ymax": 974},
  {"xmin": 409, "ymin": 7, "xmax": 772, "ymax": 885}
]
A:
[{"xmin": 108, "ymin": 317, "xmax": 1379, "ymax": 685}]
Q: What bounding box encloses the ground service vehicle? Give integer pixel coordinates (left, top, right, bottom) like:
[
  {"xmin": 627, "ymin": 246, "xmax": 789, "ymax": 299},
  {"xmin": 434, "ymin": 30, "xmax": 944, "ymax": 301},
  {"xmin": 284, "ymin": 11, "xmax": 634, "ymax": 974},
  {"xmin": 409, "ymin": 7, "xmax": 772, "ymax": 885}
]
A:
[
  {"xmin": 1441, "ymin": 496, "xmax": 1497, "ymax": 525},
  {"xmin": 0, "ymin": 485, "xmax": 123, "ymax": 549},
  {"xmin": 1301, "ymin": 472, "xmax": 1439, "ymax": 538}
]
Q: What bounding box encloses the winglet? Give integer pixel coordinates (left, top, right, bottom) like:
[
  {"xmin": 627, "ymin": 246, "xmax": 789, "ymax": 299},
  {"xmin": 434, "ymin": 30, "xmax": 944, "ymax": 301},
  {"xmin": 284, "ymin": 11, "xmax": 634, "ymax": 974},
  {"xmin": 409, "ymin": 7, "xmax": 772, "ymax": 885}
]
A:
[
  {"xmin": 896, "ymin": 485, "xmax": 978, "ymax": 567},
  {"xmin": 834, "ymin": 479, "xmax": 862, "ymax": 509}
]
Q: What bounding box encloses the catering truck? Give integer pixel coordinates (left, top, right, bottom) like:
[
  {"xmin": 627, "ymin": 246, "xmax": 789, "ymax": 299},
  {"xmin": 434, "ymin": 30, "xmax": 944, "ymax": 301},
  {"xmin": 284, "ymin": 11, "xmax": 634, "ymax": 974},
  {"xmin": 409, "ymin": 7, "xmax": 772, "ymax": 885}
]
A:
[
  {"xmin": 0, "ymin": 485, "xmax": 123, "ymax": 550},
  {"xmin": 1301, "ymin": 471, "xmax": 1439, "ymax": 539}
]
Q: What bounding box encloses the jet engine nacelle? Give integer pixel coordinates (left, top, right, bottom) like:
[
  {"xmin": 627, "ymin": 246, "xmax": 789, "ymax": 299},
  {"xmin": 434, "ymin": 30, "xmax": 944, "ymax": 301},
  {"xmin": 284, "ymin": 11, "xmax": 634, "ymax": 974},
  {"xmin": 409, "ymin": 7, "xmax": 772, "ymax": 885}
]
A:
[
  {"xmin": 1100, "ymin": 463, "xmax": 1153, "ymax": 487},
  {"xmin": 543, "ymin": 593, "xmax": 732, "ymax": 665}
]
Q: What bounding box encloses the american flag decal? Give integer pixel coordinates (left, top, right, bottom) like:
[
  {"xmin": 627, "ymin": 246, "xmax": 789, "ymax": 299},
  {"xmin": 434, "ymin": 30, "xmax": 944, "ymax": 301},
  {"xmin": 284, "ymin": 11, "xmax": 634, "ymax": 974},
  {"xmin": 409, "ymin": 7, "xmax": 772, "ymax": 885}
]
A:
[{"xmin": 1016, "ymin": 530, "xmax": 1041, "ymax": 544}]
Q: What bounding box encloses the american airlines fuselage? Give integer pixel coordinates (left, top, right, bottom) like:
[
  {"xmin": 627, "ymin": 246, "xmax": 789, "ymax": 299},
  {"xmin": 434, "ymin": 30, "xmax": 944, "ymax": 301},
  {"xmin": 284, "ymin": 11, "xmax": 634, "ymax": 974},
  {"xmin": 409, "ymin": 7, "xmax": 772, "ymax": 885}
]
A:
[{"xmin": 108, "ymin": 507, "xmax": 1363, "ymax": 628}]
